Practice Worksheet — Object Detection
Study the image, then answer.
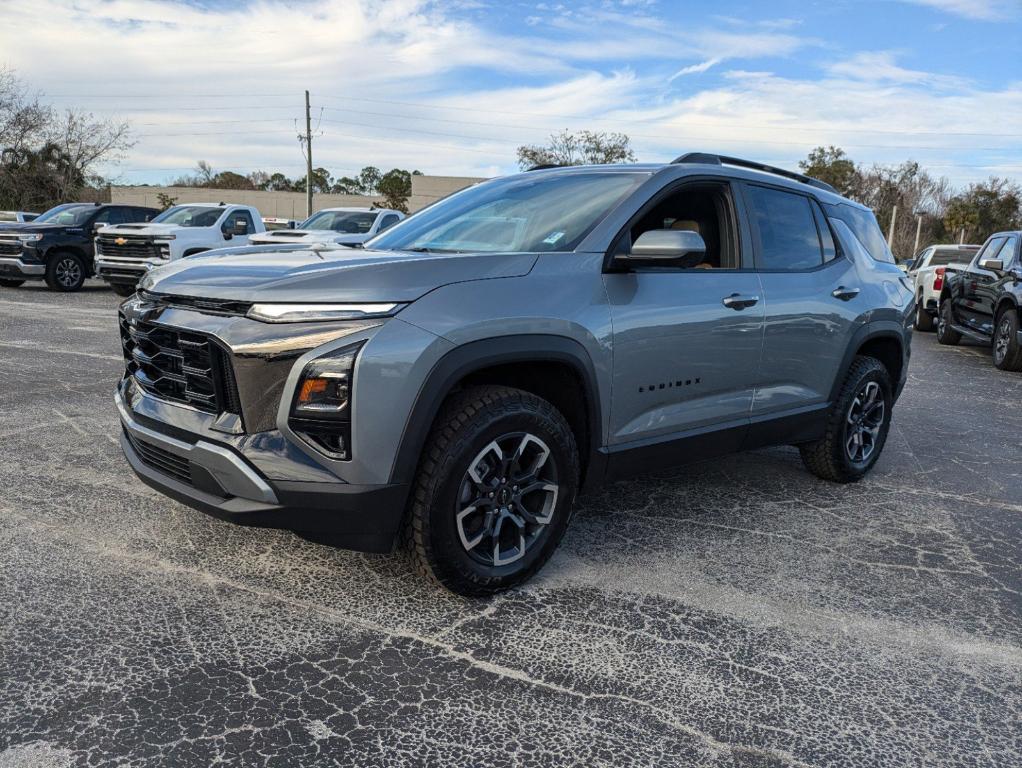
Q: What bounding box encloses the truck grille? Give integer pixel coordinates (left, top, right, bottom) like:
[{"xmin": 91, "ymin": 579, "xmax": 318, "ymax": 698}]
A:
[
  {"xmin": 124, "ymin": 430, "xmax": 192, "ymax": 485},
  {"xmin": 119, "ymin": 315, "xmax": 241, "ymax": 417},
  {"xmin": 0, "ymin": 240, "xmax": 22, "ymax": 255},
  {"xmin": 98, "ymin": 235, "xmax": 161, "ymax": 259}
]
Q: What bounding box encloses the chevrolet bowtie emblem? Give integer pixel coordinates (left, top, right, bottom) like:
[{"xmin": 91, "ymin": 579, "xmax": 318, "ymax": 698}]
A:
[{"xmin": 115, "ymin": 237, "xmax": 127, "ymax": 246}]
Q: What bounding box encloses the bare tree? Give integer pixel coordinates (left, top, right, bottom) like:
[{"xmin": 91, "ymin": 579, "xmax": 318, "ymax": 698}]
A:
[
  {"xmin": 46, "ymin": 108, "xmax": 134, "ymax": 199},
  {"xmin": 0, "ymin": 67, "xmax": 51, "ymax": 154},
  {"xmin": 517, "ymin": 130, "xmax": 636, "ymax": 169}
]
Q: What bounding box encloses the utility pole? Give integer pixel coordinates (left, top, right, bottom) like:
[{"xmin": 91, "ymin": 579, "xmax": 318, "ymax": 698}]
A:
[
  {"xmin": 887, "ymin": 205, "xmax": 897, "ymax": 249},
  {"xmin": 913, "ymin": 212, "xmax": 923, "ymax": 255},
  {"xmin": 304, "ymin": 90, "xmax": 313, "ymax": 218}
]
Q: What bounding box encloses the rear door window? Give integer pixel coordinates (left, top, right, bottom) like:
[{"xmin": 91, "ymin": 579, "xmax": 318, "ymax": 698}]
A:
[
  {"xmin": 744, "ymin": 184, "xmax": 824, "ymax": 270},
  {"xmin": 824, "ymin": 203, "xmax": 894, "ymax": 264}
]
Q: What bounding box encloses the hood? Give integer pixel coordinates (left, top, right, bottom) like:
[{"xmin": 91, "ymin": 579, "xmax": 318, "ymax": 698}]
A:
[
  {"xmin": 250, "ymin": 229, "xmax": 368, "ymax": 245},
  {"xmin": 0, "ymin": 223, "xmax": 73, "ymax": 236},
  {"xmin": 101, "ymin": 223, "xmax": 186, "ymax": 236},
  {"xmin": 141, "ymin": 246, "xmax": 538, "ymax": 303}
]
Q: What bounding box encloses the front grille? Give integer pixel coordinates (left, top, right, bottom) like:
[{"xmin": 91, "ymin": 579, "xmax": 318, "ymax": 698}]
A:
[
  {"xmin": 0, "ymin": 240, "xmax": 22, "ymax": 255},
  {"xmin": 98, "ymin": 235, "xmax": 160, "ymax": 259},
  {"xmin": 141, "ymin": 291, "xmax": 253, "ymax": 317},
  {"xmin": 120, "ymin": 316, "xmax": 238, "ymax": 414},
  {"xmin": 125, "ymin": 430, "xmax": 192, "ymax": 485}
]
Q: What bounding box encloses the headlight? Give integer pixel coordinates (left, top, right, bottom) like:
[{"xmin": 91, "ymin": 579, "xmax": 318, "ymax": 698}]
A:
[
  {"xmin": 17, "ymin": 234, "xmax": 42, "ymax": 242},
  {"xmin": 247, "ymin": 303, "xmax": 402, "ymax": 323},
  {"xmin": 289, "ymin": 342, "xmax": 364, "ymax": 460}
]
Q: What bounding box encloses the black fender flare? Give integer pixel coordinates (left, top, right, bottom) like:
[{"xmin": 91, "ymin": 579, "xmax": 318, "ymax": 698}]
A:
[
  {"xmin": 182, "ymin": 247, "xmax": 210, "ymax": 258},
  {"xmin": 828, "ymin": 322, "xmax": 907, "ymax": 403},
  {"xmin": 44, "ymin": 245, "xmax": 92, "ymax": 276},
  {"xmin": 994, "ymin": 294, "xmax": 1019, "ymax": 322},
  {"xmin": 388, "ymin": 334, "xmax": 605, "ymax": 490}
]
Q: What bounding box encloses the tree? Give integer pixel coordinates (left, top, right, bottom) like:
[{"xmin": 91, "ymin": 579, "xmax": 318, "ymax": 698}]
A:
[
  {"xmin": 156, "ymin": 192, "xmax": 177, "ymax": 210},
  {"xmin": 377, "ymin": 168, "xmax": 413, "ymax": 213},
  {"xmin": 942, "ymin": 178, "xmax": 1022, "ymax": 244},
  {"xmin": 798, "ymin": 146, "xmax": 859, "ymax": 198},
  {"xmin": 260, "ymin": 172, "xmax": 294, "ymax": 192},
  {"xmin": 516, "ymin": 130, "xmax": 636, "ymax": 169},
  {"xmin": 209, "ymin": 170, "xmax": 255, "ymax": 190},
  {"xmin": 332, "ymin": 166, "xmax": 382, "ymax": 195}
]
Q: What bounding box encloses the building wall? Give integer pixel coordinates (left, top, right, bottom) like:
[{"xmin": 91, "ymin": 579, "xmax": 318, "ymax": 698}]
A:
[{"xmin": 107, "ymin": 174, "xmax": 485, "ymax": 219}]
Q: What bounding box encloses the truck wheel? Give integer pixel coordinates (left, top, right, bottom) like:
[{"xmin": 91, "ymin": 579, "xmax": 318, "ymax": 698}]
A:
[
  {"xmin": 405, "ymin": 385, "xmax": 579, "ymax": 596},
  {"xmin": 992, "ymin": 309, "xmax": 1022, "ymax": 371},
  {"xmin": 44, "ymin": 253, "xmax": 86, "ymax": 292},
  {"xmin": 800, "ymin": 356, "xmax": 892, "ymax": 483},
  {"xmin": 110, "ymin": 283, "xmax": 136, "ymax": 297},
  {"xmin": 914, "ymin": 293, "xmax": 934, "ymax": 332},
  {"xmin": 0, "ymin": 279, "xmax": 25, "ymax": 288},
  {"xmin": 936, "ymin": 301, "xmax": 961, "ymax": 345}
]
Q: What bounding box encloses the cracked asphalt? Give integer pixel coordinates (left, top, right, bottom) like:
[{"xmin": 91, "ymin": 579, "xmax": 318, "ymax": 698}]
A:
[{"xmin": 1, "ymin": 282, "xmax": 1020, "ymax": 767}]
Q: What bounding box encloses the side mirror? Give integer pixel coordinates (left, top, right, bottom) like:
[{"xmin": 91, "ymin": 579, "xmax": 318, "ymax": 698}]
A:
[
  {"xmin": 980, "ymin": 258, "xmax": 1004, "ymax": 272},
  {"xmin": 93, "ymin": 223, "xmax": 108, "ymax": 234},
  {"xmin": 222, "ymin": 230, "xmax": 233, "ymax": 241},
  {"xmin": 624, "ymin": 229, "xmax": 707, "ymax": 262}
]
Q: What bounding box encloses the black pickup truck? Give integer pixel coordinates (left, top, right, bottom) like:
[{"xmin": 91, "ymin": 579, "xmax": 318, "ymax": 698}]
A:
[
  {"xmin": 938, "ymin": 230, "xmax": 1022, "ymax": 370},
  {"xmin": 0, "ymin": 202, "xmax": 159, "ymax": 292}
]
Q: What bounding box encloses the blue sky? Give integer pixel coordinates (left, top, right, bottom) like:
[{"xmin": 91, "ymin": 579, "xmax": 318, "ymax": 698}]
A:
[{"xmin": 1, "ymin": 0, "xmax": 1019, "ymax": 187}]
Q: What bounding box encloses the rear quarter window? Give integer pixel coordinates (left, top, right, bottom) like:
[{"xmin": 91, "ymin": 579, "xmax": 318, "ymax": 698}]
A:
[{"xmin": 825, "ymin": 203, "xmax": 894, "ymax": 264}]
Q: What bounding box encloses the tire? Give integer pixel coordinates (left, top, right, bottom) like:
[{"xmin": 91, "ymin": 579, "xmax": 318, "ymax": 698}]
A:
[
  {"xmin": 936, "ymin": 301, "xmax": 961, "ymax": 346},
  {"xmin": 0, "ymin": 278, "xmax": 25, "ymax": 288},
  {"xmin": 914, "ymin": 293, "xmax": 934, "ymax": 332},
  {"xmin": 110, "ymin": 283, "xmax": 136, "ymax": 297},
  {"xmin": 44, "ymin": 252, "xmax": 86, "ymax": 292},
  {"xmin": 992, "ymin": 308, "xmax": 1022, "ymax": 371},
  {"xmin": 405, "ymin": 385, "xmax": 580, "ymax": 596},
  {"xmin": 800, "ymin": 356, "xmax": 892, "ymax": 483}
]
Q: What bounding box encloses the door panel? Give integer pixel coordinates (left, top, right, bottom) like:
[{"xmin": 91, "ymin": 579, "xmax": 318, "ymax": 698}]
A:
[
  {"xmin": 753, "ymin": 258, "xmax": 861, "ymax": 414},
  {"xmin": 604, "ymin": 271, "xmax": 764, "ymax": 445},
  {"xmin": 957, "ymin": 238, "xmax": 1002, "ymax": 330},
  {"xmin": 973, "ymin": 236, "xmax": 1017, "ymax": 335}
]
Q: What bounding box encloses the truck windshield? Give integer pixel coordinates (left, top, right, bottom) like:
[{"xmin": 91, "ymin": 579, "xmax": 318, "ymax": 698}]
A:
[
  {"xmin": 33, "ymin": 204, "xmax": 94, "ymax": 225},
  {"xmin": 302, "ymin": 211, "xmax": 377, "ymax": 233},
  {"xmin": 367, "ymin": 171, "xmax": 647, "ymax": 253},
  {"xmin": 153, "ymin": 206, "xmax": 225, "ymax": 227}
]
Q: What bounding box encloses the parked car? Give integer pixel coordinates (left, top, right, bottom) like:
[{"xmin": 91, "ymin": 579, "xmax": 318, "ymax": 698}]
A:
[
  {"xmin": 938, "ymin": 231, "xmax": 1022, "ymax": 370},
  {"xmin": 114, "ymin": 154, "xmax": 912, "ymax": 595},
  {"xmin": 907, "ymin": 243, "xmax": 980, "ymax": 330},
  {"xmin": 0, "ymin": 210, "xmax": 40, "ymax": 224},
  {"xmin": 262, "ymin": 217, "xmax": 298, "ymax": 231},
  {"xmin": 0, "ymin": 203, "xmax": 159, "ymax": 291},
  {"xmin": 248, "ymin": 207, "xmax": 404, "ymax": 247},
  {"xmin": 94, "ymin": 203, "xmax": 265, "ymax": 296}
]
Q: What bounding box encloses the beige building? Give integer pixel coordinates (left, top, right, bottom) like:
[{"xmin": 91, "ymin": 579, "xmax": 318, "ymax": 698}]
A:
[{"xmin": 108, "ymin": 174, "xmax": 485, "ymax": 219}]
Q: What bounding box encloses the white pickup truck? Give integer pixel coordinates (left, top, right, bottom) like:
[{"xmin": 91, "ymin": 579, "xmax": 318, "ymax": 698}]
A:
[
  {"xmin": 94, "ymin": 203, "xmax": 265, "ymax": 296},
  {"xmin": 907, "ymin": 243, "xmax": 980, "ymax": 330},
  {"xmin": 248, "ymin": 207, "xmax": 404, "ymax": 248}
]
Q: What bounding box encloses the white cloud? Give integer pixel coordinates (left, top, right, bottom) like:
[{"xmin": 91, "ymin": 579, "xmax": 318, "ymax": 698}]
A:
[
  {"xmin": 669, "ymin": 58, "xmax": 722, "ymax": 80},
  {"xmin": 826, "ymin": 51, "xmax": 968, "ymax": 89},
  {"xmin": 897, "ymin": 0, "xmax": 1019, "ymax": 20}
]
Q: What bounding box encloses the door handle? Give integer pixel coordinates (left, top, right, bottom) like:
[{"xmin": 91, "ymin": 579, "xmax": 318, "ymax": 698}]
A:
[
  {"xmin": 722, "ymin": 293, "xmax": 759, "ymax": 310},
  {"xmin": 831, "ymin": 286, "xmax": 860, "ymax": 301}
]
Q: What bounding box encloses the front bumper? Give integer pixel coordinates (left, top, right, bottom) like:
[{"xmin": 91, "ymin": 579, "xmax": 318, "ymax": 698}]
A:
[
  {"xmin": 116, "ymin": 387, "xmax": 408, "ymax": 552},
  {"xmin": 95, "ymin": 257, "xmax": 154, "ymax": 285},
  {"xmin": 0, "ymin": 256, "xmax": 45, "ymax": 279}
]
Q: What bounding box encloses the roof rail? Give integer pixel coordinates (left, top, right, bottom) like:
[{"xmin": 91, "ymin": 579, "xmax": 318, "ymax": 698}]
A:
[
  {"xmin": 671, "ymin": 152, "xmax": 837, "ymax": 194},
  {"xmin": 527, "ymin": 163, "xmax": 567, "ymax": 171}
]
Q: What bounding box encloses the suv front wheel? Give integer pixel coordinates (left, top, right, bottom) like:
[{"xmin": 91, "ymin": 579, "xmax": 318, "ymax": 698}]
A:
[
  {"xmin": 406, "ymin": 385, "xmax": 579, "ymax": 596},
  {"xmin": 800, "ymin": 356, "xmax": 892, "ymax": 483}
]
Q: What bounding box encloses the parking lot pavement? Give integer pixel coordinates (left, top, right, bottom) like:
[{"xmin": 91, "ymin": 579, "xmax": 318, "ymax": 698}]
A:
[{"xmin": 1, "ymin": 283, "xmax": 1020, "ymax": 768}]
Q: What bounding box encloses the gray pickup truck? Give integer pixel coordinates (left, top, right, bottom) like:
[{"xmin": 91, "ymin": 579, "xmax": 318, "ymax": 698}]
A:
[{"xmin": 115, "ymin": 154, "xmax": 913, "ymax": 594}]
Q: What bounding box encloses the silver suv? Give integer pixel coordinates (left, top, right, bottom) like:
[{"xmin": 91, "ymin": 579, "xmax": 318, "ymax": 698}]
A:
[{"xmin": 115, "ymin": 154, "xmax": 914, "ymax": 595}]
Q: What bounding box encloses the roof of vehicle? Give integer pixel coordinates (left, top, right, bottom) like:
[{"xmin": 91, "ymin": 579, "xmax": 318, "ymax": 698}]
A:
[
  {"xmin": 174, "ymin": 202, "xmax": 256, "ymax": 208},
  {"xmin": 314, "ymin": 207, "xmax": 395, "ymax": 213},
  {"xmin": 519, "ymin": 155, "xmax": 864, "ymax": 209}
]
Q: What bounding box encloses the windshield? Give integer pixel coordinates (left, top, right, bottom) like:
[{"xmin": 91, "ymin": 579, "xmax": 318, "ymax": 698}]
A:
[
  {"xmin": 368, "ymin": 171, "xmax": 647, "ymax": 253},
  {"xmin": 302, "ymin": 210, "xmax": 377, "ymax": 233},
  {"xmin": 34, "ymin": 204, "xmax": 94, "ymax": 225},
  {"xmin": 153, "ymin": 206, "xmax": 225, "ymax": 227},
  {"xmin": 931, "ymin": 247, "xmax": 975, "ymax": 266}
]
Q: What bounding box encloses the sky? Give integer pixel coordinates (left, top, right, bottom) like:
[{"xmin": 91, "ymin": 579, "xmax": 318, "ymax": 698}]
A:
[{"xmin": 1, "ymin": 0, "xmax": 1020, "ymax": 188}]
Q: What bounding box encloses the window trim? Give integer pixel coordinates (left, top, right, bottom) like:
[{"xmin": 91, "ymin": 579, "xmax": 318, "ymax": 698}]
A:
[
  {"xmin": 739, "ymin": 181, "xmax": 848, "ymax": 274},
  {"xmin": 603, "ymin": 175, "xmax": 754, "ymax": 273}
]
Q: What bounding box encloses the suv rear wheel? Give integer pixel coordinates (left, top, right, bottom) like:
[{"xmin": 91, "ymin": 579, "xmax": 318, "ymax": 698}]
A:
[
  {"xmin": 45, "ymin": 252, "xmax": 86, "ymax": 292},
  {"xmin": 992, "ymin": 308, "xmax": 1022, "ymax": 371},
  {"xmin": 800, "ymin": 356, "xmax": 892, "ymax": 483},
  {"xmin": 406, "ymin": 385, "xmax": 579, "ymax": 596}
]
